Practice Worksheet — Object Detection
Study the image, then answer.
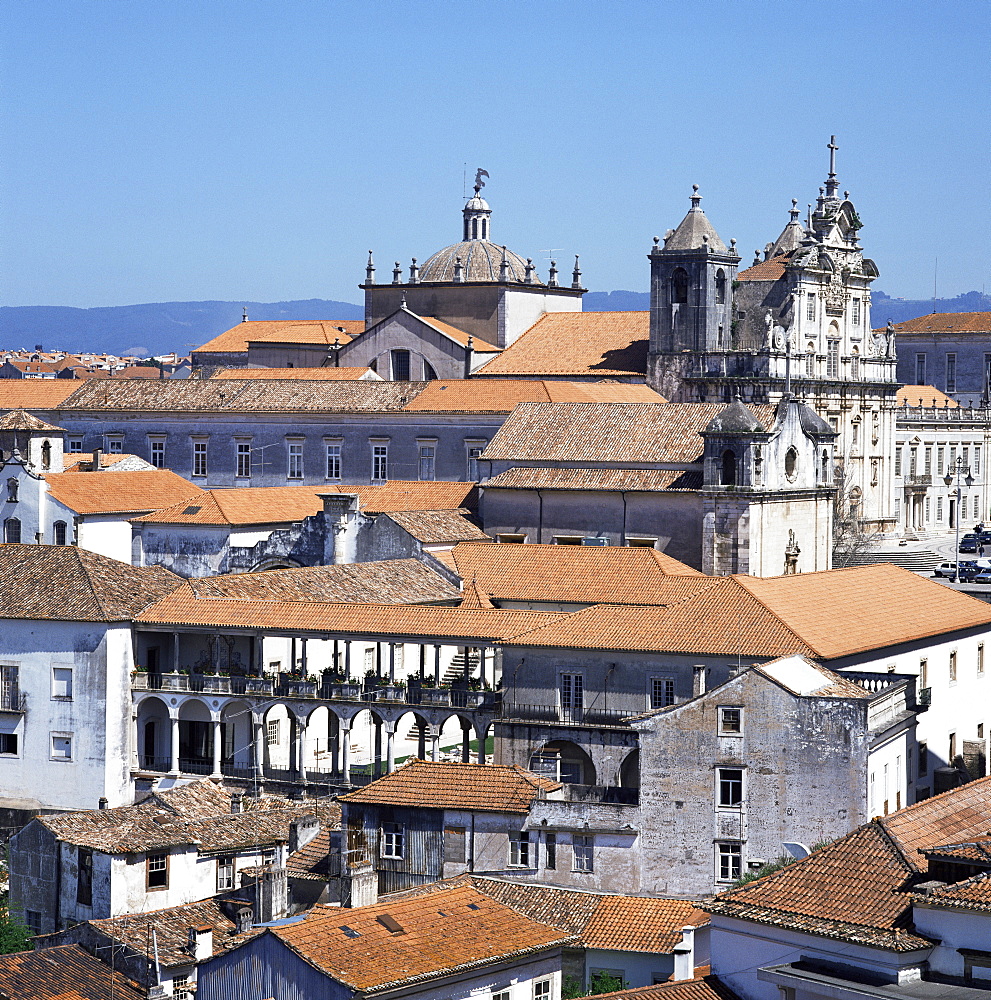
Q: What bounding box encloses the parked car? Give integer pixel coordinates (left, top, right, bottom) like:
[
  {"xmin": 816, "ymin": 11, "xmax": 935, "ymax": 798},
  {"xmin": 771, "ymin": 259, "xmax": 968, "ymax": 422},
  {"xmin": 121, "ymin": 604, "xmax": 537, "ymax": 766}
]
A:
[
  {"xmin": 959, "ymin": 539, "xmax": 979, "ymax": 553},
  {"xmin": 935, "ymin": 563, "xmax": 959, "ymax": 578},
  {"xmin": 974, "ymin": 572, "xmax": 991, "ymax": 585}
]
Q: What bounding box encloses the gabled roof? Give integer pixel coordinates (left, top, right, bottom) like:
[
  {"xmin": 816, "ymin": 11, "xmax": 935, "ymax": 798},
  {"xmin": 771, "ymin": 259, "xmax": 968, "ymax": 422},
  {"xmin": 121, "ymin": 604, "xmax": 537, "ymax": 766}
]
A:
[
  {"xmin": 0, "ymin": 381, "xmax": 79, "ymax": 408},
  {"xmin": 475, "ymin": 311, "xmax": 650, "ymax": 378},
  {"xmin": 592, "ymin": 977, "xmax": 741, "ymax": 1000},
  {"xmin": 482, "ymin": 402, "xmax": 774, "ymax": 464},
  {"xmin": 0, "ymin": 408, "xmax": 64, "ymax": 432},
  {"xmin": 404, "ymin": 378, "xmax": 662, "ymax": 412},
  {"xmin": 270, "ymin": 883, "xmax": 572, "ymax": 992},
  {"xmin": 380, "ymin": 508, "xmax": 489, "ymax": 544},
  {"xmin": 415, "ymin": 315, "xmax": 500, "ymax": 353},
  {"xmin": 707, "ymin": 775, "xmax": 991, "ymax": 952},
  {"xmin": 483, "ymin": 467, "xmax": 703, "ymax": 492},
  {"xmin": 45, "ymin": 469, "xmax": 203, "ymax": 514},
  {"xmin": 288, "ymin": 827, "xmax": 336, "ymax": 881},
  {"xmin": 736, "ymin": 252, "xmax": 793, "ymax": 282},
  {"xmin": 338, "ymin": 760, "xmax": 561, "ymax": 813},
  {"xmin": 446, "ymin": 541, "xmax": 703, "ymax": 606},
  {"xmin": 211, "ymin": 366, "xmax": 378, "ymax": 380},
  {"xmin": 896, "ymin": 384, "xmax": 958, "ymax": 408},
  {"xmin": 0, "ymin": 944, "xmax": 143, "ymax": 1000},
  {"xmin": 62, "ymin": 452, "xmax": 155, "ymax": 472},
  {"xmin": 193, "ymin": 319, "xmax": 363, "ymax": 355},
  {"xmin": 187, "ymin": 560, "xmax": 460, "ymax": 605},
  {"xmin": 888, "ymin": 311, "xmax": 991, "ymax": 334},
  {"xmin": 0, "ymin": 545, "xmax": 182, "ymax": 622}
]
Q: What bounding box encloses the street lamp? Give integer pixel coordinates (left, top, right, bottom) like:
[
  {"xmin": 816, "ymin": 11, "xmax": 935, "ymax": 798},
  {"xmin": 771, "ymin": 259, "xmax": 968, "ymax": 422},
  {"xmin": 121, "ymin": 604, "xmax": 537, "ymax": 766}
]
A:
[{"xmin": 944, "ymin": 456, "xmax": 975, "ymax": 582}]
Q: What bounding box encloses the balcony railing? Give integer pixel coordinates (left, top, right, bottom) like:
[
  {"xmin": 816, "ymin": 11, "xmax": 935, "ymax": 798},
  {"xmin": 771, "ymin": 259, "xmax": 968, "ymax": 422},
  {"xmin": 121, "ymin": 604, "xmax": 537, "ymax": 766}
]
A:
[
  {"xmin": 499, "ymin": 702, "xmax": 634, "ymax": 726},
  {"xmin": 905, "ymin": 474, "xmax": 932, "ymax": 487},
  {"xmin": 0, "ymin": 690, "xmax": 26, "ymax": 713}
]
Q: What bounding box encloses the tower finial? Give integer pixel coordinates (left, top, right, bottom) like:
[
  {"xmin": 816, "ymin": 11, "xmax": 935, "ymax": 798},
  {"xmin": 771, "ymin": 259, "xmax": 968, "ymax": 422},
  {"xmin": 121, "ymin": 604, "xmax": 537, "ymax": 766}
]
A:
[
  {"xmin": 690, "ymin": 184, "xmax": 701, "ymax": 208},
  {"xmin": 789, "ymin": 198, "xmax": 799, "ymax": 222},
  {"xmin": 474, "ymin": 167, "xmax": 489, "ymax": 196},
  {"xmin": 366, "ymin": 251, "xmax": 375, "ymax": 284},
  {"xmin": 241, "ymin": 307, "xmax": 248, "ymax": 323},
  {"xmin": 572, "ymin": 255, "xmax": 582, "ymax": 288},
  {"xmin": 825, "ymin": 135, "xmax": 840, "ymax": 198}
]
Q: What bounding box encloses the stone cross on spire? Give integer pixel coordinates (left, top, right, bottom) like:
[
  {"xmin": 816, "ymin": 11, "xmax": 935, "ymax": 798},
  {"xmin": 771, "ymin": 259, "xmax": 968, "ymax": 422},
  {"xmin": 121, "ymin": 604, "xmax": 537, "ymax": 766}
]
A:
[{"xmin": 825, "ymin": 135, "xmax": 840, "ymax": 198}]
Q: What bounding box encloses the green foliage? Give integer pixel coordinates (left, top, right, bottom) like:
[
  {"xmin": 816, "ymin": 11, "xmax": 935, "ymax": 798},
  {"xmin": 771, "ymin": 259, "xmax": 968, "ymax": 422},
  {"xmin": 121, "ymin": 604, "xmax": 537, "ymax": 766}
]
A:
[
  {"xmin": 0, "ymin": 904, "xmax": 32, "ymax": 954},
  {"xmin": 731, "ymin": 854, "xmax": 797, "ymax": 887},
  {"xmin": 561, "ymin": 973, "xmax": 628, "ymax": 998},
  {"xmin": 562, "ymin": 976, "xmax": 586, "ymax": 999}
]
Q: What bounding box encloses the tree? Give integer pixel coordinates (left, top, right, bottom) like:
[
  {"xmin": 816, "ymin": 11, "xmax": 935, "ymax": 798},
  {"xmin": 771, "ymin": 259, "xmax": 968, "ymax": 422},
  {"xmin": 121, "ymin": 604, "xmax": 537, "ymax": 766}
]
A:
[
  {"xmin": 832, "ymin": 466, "xmax": 881, "ymax": 567},
  {"xmin": 0, "ymin": 905, "xmax": 32, "ymax": 954}
]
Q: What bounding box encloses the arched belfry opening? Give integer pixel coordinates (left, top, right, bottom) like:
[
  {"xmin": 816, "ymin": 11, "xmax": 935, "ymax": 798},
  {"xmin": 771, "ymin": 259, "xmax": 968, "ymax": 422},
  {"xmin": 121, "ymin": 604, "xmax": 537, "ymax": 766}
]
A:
[
  {"xmin": 721, "ymin": 449, "xmax": 737, "ymax": 486},
  {"xmin": 672, "ymin": 268, "xmax": 689, "ymax": 304}
]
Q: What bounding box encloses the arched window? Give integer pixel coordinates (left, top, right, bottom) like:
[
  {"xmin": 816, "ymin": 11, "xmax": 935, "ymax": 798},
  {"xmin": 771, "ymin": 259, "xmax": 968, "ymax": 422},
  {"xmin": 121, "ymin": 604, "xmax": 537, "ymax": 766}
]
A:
[
  {"xmin": 4, "ymin": 518, "xmax": 21, "ymax": 543},
  {"xmin": 471, "ymin": 218, "xmax": 478, "ymax": 239},
  {"xmin": 672, "ymin": 268, "xmax": 689, "ymax": 304},
  {"xmin": 721, "ymin": 449, "xmax": 737, "ymax": 486},
  {"xmin": 821, "ymin": 450, "xmax": 829, "ymax": 484},
  {"xmin": 850, "ymin": 347, "xmax": 860, "ymax": 380},
  {"xmin": 53, "ymin": 520, "xmax": 67, "ymax": 545},
  {"xmin": 41, "ymin": 440, "xmax": 51, "ymax": 470},
  {"xmin": 785, "ymin": 447, "xmax": 798, "ymax": 480},
  {"xmin": 715, "ymin": 269, "xmax": 726, "ymax": 304},
  {"xmin": 481, "ymin": 219, "xmax": 488, "ymax": 240},
  {"xmin": 423, "ymin": 360, "xmax": 437, "ymax": 380},
  {"xmin": 805, "ymin": 343, "xmax": 816, "ymax": 377},
  {"xmin": 6, "ymin": 479, "xmax": 17, "ymax": 503}
]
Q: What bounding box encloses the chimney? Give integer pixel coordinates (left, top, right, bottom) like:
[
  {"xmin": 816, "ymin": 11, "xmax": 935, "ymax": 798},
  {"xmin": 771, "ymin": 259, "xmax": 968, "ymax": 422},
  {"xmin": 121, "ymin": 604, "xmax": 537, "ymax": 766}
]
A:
[
  {"xmin": 188, "ymin": 925, "xmax": 213, "ymax": 962},
  {"xmin": 98, "ymin": 797, "xmax": 108, "ymax": 810},
  {"xmin": 254, "ymin": 867, "xmax": 288, "ymax": 923},
  {"xmin": 672, "ymin": 925, "xmax": 695, "ymax": 981},
  {"xmin": 343, "ymin": 859, "xmax": 378, "ymax": 908},
  {"xmin": 289, "ymin": 815, "xmax": 320, "ymax": 855},
  {"xmin": 91, "ymin": 446, "xmax": 103, "ymax": 471},
  {"xmin": 230, "ymin": 791, "xmax": 244, "ymax": 814},
  {"xmin": 692, "ymin": 664, "xmax": 707, "ymax": 697}
]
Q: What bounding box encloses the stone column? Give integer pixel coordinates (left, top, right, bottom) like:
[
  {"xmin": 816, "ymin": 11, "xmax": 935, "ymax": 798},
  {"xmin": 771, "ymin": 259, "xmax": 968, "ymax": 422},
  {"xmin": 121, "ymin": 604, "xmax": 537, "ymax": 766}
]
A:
[
  {"xmin": 253, "ymin": 719, "xmax": 265, "ymax": 783},
  {"xmin": 461, "ymin": 722, "xmax": 471, "ymax": 763},
  {"xmin": 295, "ymin": 718, "xmax": 306, "ymax": 781},
  {"xmin": 430, "ymin": 726, "xmax": 440, "ymax": 762},
  {"xmin": 388, "ymin": 643, "xmax": 396, "ymax": 683},
  {"xmin": 172, "ymin": 631, "xmax": 180, "ymax": 673},
  {"xmin": 477, "ymin": 725, "xmax": 486, "ymax": 765},
  {"xmin": 341, "ymin": 722, "xmax": 352, "ymax": 783},
  {"xmin": 170, "ymin": 715, "xmax": 180, "ymax": 773},
  {"xmin": 385, "ymin": 723, "xmax": 396, "ymax": 773},
  {"xmin": 344, "ymin": 640, "xmax": 352, "ymax": 680},
  {"xmin": 211, "ymin": 718, "xmax": 222, "ymax": 777},
  {"xmin": 434, "ymin": 645, "xmax": 441, "ymax": 685}
]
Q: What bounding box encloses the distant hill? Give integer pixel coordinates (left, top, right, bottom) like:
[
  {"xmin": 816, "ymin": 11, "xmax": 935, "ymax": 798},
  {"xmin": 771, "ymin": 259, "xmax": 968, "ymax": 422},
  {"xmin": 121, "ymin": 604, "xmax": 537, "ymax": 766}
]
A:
[{"xmin": 2, "ymin": 289, "xmax": 987, "ymax": 358}]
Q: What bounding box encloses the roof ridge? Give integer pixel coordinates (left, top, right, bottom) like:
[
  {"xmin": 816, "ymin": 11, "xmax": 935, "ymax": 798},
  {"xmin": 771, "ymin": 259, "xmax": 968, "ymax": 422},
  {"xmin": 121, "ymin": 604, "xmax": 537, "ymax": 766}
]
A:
[{"xmin": 725, "ymin": 575, "xmax": 817, "ymax": 654}]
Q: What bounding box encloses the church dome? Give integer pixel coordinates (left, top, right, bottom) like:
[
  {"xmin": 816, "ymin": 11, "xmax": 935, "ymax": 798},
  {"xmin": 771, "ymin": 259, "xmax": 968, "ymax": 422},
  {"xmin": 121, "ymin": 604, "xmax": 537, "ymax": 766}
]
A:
[
  {"xmin": 418, "ymin": 241, "xmax": 539, "ymax": 283},
  {"xmin": 704, "ymin": 398, "xmax": 765, "ymax": 435}
]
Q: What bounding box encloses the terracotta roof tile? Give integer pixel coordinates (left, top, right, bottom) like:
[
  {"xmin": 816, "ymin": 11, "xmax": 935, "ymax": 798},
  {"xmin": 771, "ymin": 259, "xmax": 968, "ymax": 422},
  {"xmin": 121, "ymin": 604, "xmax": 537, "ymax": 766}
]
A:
[
  {"xmin": 360, "ymin": 481, "xmax": 479, "ymax": 513},
  {"xmin": 62, "ymin": 452, "xmax": 153, "ymax": 472},
  {"xmin": 914, "ymin": 871, "xmax": 991, "ymax": 911},
  {"xmin": 0, "ymin": 408, "xmax": 64, "ymax": 432},
  {"xmin": 381, "ymin": 508, "xmax": 489, "ymax": 544},
  {"xmin": 889, "ymin": 311, "xmax": 991, "ymax": 334},
  {"xmin": 272, "ymin": 883, "xmax": 572, "ymax": 990},
  {"xmin": 188, "ymin": 560, "xmax": 460, "ymax": 604},
  {"xmin": 339, "ymin": 760, "xmax": 561, "ymax": 813},
  {"xmin": 288, "ymin": 827, "xmax": 336, "ymax": 881},
  {"xmin": 193, "ymin": 320, "xmax": 363, "ymax": 356},
  {"xmin": 212, "ymin": 366, "xmax": 377, "ymax": 380},
  {"xmin": 45, "ymin": 469, "xmax": 203, "ymax": 515},
  {"xmin": 418, "ymin": 317, "xmax": 501, "ymax": 353},
  {"xmin": 482, "ymin": 402, "xmax": 773, "ymax": 463},
  {"xmin": 475, "ymin": 312, "xmax": 649, "ymax": 377},
  {"xmin": 0, "ymin": 943, "xmax": 143, "ymax": 1000},
  {"xmin": 592, "ymin": 975, "xmax": 741, "ymax": 1000},
  {"xmin": 484, "ymin": 468, "xmax": 703, "ymax": 492},
  {"xmin": 448, "ymin": 541, "xmax": 703, "ymax": 606},
  {"xmin": 0, "ymin": 545, "xmax": 182, "ymax": 622},
  {"xmin": 736, "ymin": 253, "xmax": 793, "ymax": 282},
  {"xmin": 0, "ymin": 382, "xmax": 80, "ymax": 408},
  {"xmin": 404, "ymin": 379, "xmax": 662, "ymax": 413},
  {"xmin": 896, "ymin": 384, "xmax": 958, "ymax": 408}
]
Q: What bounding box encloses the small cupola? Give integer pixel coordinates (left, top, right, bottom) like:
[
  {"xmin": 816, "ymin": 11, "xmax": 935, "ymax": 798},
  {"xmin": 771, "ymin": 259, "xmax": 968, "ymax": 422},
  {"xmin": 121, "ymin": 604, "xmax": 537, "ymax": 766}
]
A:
[{"xmin": 462, "ymin": 168, "xmax": 492, "ymax": 241}]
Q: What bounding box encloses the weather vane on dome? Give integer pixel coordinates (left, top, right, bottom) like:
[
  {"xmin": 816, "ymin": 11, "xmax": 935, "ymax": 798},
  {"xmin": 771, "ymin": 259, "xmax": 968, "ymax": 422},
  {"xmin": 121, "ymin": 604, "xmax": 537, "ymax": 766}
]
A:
[{"xmin": 474, "ymin": 168, "xmax": 489, "ymax": 195}]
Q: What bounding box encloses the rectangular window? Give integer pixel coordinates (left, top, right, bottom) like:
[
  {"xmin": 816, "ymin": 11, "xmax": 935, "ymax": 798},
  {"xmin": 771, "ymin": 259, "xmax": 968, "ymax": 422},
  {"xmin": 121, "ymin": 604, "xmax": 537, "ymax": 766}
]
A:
[
  {"xmin": 371, "ymin": 443, "xmax": 388, "ymax": 482},
  {"xmin": 496, "ymin": 533, "xmax": 526, "ymax": 543},
  {"xmin": 719, "ymin": 707, "xmax": 743, "ymax": 735},
  {"xmin": 287, "ymin": 442, "xmax": 304, "ymax": 480},
  {"xmin": 67, "ymin": 437, "xmax": 83, "ymax": 453},
  {"xmin": 946, "ymin": 353, "xmax": 957, "ymax": 394},
  {"xmin": 391, "ymin": 349, "xmax": 411, "ymax": 382},
  {"xmin": 493, "ymin": 992, "xmax": 511, "ymax": 1000},
  {"xmin": 192, "ymin": 441, "xmax": 208, "ymax": 477},
  {"xmin": 963, "ymin": 447, "xmax": 970, "ymax": 470},
  {"xmin": 560, "ymin": 673, "xmax": 583, "ymax": 722},
  {"xmin": 326, "ymin": 443, "xmax": 342, "ymax": 480},
  {"xmin": 573, "ymin": 834, "xmax": 594, "ymax": 873},
  {"xmin": 418, "ymin": 444, "xmax": 436, "ymax": 481},
  {"xmin": 534, "ymin": 979, "xmax": 552, "ymax": 1000},
  {"xmin": 937, "ymin": 447, "xmax": 945, "ymax": 475},
  {"xmin": 444, "ymin": 827, "xmax": 466, "ymax": 864},
  {"xmin": 895, "ymin": 448, "xmax": 902, "ymax": 476},
  {"xmin": 266, "ymin": 720, "xmax": 280, "ymax": 746},
  {"xmin": 105, "ymin": 436, "xmax": 124, "ymax": 454},
  {"xmin": 915, "ymin": 353, "xmax": 927, "ymax": 386},
  {"xmin": 980, "ymin": 645, "xmax": 985, "ymax": 675},
  {"xmin": 467, "ymin": 445, "xmax": 484, "ymax": 481},
  {"xmin": 172, "ymin": 976, "xmax": 194, "ymax": 1000},
  {"xmin": 950, "ymin": 732, "xmax": 957, "ymax": 760},
  {"xmin": 381, "ymin": 822, "xmax": 404, "ymax": 859},
  {"xmin": 509, "ymin": 833, "xmax": 531, "ymax": 868},
  {"xmin": 0, "ymin": 664, "xmax": 19, "ymax": 712},
  {"xmin": 216, "ymin": 856, "xmax": 234, "ymax": 891},
  {"xmin": 851, "ymin": 298, "xmax": 861, "ymax": 325},
  {"xmin": 52, "ymin": 666, "xmax": 72, "ymax": 700},
  {"xmin": 919, "ymin": 658, "xmax": 928, "ymax": 689},
  {"xmin": 150, "ymin": 440, "xmax": 166, "ymax": 469},
  {"xmin": 806, "ymin": 294, "xmax": 816, "ymax": 322},
  {"xmin": 937, "ymin": 496, "xmax": 943, "ymax": 521},
  {"xmin": 950, "ymin": 650, "xmax": 958, "ymax": 683},
  {"xmin": 236, "ymin": 442, "xmax": 251, "ymax": 478},
  {"xmin": 909, "ymin": 448, "xmax": 917, "ymax": 476},
  {"xmin": 924, "ymin": 448, "xmax": 932, "ymax": 475},
  {"xmin": 76, "ymin": 848, "xmax": 93, "ymax": 905},
  {"xmin": 650, "ymin": 677, "xmax": 675, "ymax": 709},
  {"xmin": 827, "ymin": 341, "xmax": 839, "ymax": 379},
  {"xmin": 545, "ymin": 833, "xmax": 556, "ymax": 870},
  {"xmin": 147, "ymin": 852, "xmax": 169, "ymax": 890},
  {"xmin": 717, "ymin": 843, "xmax": 742, "ymax": 882},
  {"xmin": 24, "ymin": 911, "xmax": 41, "ymax": 935},
  {"xmin": 976, "ymin": 447, "xmax": 982, "ymax": 476},
  {"xmin": 0, "ymin": 734, "xmax": 17, "ymax": 755},
  {"xmin": 925, "ymin": 497, "xmax": 931, "ymax": 522},
  {"xmin": 51, "ymin": 733, "xmax": 72, "ymax": 761},
  {"xmin": 718, "ymin": 767, "xmax": 744, "ymax": 808}
]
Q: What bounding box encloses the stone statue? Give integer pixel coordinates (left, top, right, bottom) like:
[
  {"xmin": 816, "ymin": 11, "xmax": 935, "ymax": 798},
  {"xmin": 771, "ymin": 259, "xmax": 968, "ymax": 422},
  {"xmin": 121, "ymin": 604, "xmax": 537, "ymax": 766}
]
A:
[
  {"xmin": 784, "ymin": 529, "xmax": 801, "ymax": 575},
  {"xmin": 885, "ymin": 319, "xmax": 896, "ymax": 359},
  {"xmin": 474, "ymin": 167, "xmax": 489, "ymax": 194}
]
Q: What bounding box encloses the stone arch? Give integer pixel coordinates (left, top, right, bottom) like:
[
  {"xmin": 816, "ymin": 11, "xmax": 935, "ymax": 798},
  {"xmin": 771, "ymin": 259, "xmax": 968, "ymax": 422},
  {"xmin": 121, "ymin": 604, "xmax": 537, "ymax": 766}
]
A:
[
  {"xmin": 721, "ymin": 449, "xmax": 737, "ymax": 486},
  {"xmin": 393, "ymin": 708, "xmax": 432, "ymax": 763},
  {"xmin": 304, "ymin": 703, "xmax": 342, "ymax": 774},
  {"xmin": 220, "ymin": 700, "xmax": 254, "ymax": 775},
  {"xmin": 715, "ymin": 268, "xmax": 726, "ymax": 304},
  {"xmin": 529, "ymin": 740, "xmax": 596, "ymax": 785},
  {"xmin": 136, "ymin": 695, "xmax": 170, "ymax": 770},
  {"xmin": 671, "ymin": 268, "xmax": 689, "ymax": 304},
  {"xmin": 251, "ymin": 557, "xmax": 303, "ymax": 573},
  {"xmin": 619, "ymin": 748, "xmax": 640, "ymax": 789},
  {"xmin": 3, "ymin": 517, "xmax": 21, "ymax": 543},
  {"xmin": 177, "ymin": 698, "xmax": 214, "ymax": 774},
  {"xmin": 784, "ymin": 446, "xmax": 799, "ymax": 480}
]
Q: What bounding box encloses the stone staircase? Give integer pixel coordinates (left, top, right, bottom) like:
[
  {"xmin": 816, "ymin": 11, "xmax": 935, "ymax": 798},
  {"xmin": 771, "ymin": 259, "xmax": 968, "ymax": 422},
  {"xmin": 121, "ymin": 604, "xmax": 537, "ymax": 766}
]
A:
[{"xmin": 840, "ymin": 549, "xmax": 942, "ymax": 573}]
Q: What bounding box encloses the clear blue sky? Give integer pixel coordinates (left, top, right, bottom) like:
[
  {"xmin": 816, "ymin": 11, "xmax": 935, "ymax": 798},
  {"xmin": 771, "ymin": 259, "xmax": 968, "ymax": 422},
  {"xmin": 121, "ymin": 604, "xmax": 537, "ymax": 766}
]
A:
[{"xmin": 3, "ymin": 0, "xmax": 989, "ymax": 308}]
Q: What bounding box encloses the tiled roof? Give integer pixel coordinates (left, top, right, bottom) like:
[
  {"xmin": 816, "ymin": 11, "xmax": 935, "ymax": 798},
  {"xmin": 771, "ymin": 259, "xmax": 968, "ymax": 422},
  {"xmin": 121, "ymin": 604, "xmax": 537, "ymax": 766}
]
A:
[
  {"xmin": 593, "ymin": 976, "xmax": 740, "ymax": 1000},
  {"xmin": 136, "ymin": 590, "xmax": 566, "ymax": 640},
  {"xmin": 0, "ymin": 408, "xmax": 64, "ymax": 432},
  {"xmin": 272, "ymin": 883, "xmax": 572, "ymax": 991},
  {"xmin": 475, "ymin": 312, "xmax": 649, "ymax": 377},
  {"xmin": 417, "ymin": 316, "xmax": 501, "ymax": 353},
  {"xmin": 45, "ymin": 469, "xmax": 203, "ymax": 515},
  {"xmin": 193, "ymin": 319, "xmax": 363, "ymax": 355},
  {"xmin": 896, "ymin": 384, "xmax": 958, "ymax": 408},
  {"xmin": 338, "ymin": 760, "xmax": 561, "ymax": 813},
  {"xmin": 0, "ymin": 943, "xmax": 143, "ymax": 1000},
  {"xmin": 381, "ymin": 508, "xmax": 489, "ymax": 544},
  {"xmin": 188, "ymin": 560, "xmax": 460, "ymax": 604},
  {"xmin": 483, "ymin": 467, "xmax": 703, "ymax": 492},
  {"xmin": 2, "ymin": 359, "xmax": 58, "ymax": 373},
  {"xmin": 404, "ymin": 379, "xmax": 662, "ymax": 412},
  {"xmin": 889, "ymin": 311, "xmax": 991, "ymax": 334},
  {"xmin": 62, "ymin": 452, "xmax": 154, "ymax": 472},
  {"xmin": 80, "ymin": 897, "xmax": 261, "ymax": 968},
  {"xmin": 481, "ymin": 402, "xmax": 774, "ymax": 463},
  {"xmin": 116, "ymin": 365, "xmax": 168, "ymax": 378},
  {"xmin": 447, "ymin": 541, "xmax": 703, "ymax": 606},
  {"xmin": 288, "ymin": 827, "xmax": 336, "ymax": 881},
  {"xmin": 57, "ymin": 378, "xmax": 425, "ymax": 413},
  {"xmin": 708, "ymin": 776, "xmax": 991, "ymax": 951},
  {"xmin": 0, "ymin": 545, "xmax": 182, "ymax": 622},
  {"xmin": 913, "ymin": 871, "xmax": 991, "ymax": 911},
  {"xmin": 455, "ymin": 877, "xmax": 706, "ymax": 953},
  {"xmin": 212, "ymin": 366, "xmax": 376, "ymax": 380},
  {"xmin": 736, "ymin": 253, "xmax": 793, "ymax": 282},
  {"xmin": 39, "ymin": 778, "xmax": 333, "ymax": 854},
  {"xmin": 132, "ymin": 481, "xmax": 479, "ymax": 525},
  {"xmin": 0, "ymin": 382, "xmax": 79, "ymax": 408},
  {"xmin": 752, "ymin": 655, "xmax": 872, "ymax": 701},
  {"xmin": 920, "ymin": 836, "xmax": 991, "ymax": 865}
]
